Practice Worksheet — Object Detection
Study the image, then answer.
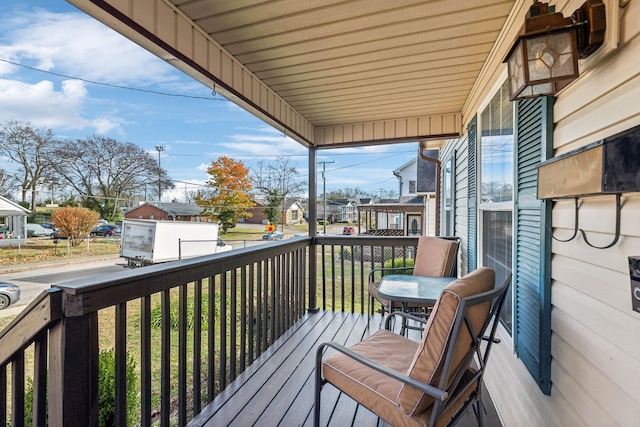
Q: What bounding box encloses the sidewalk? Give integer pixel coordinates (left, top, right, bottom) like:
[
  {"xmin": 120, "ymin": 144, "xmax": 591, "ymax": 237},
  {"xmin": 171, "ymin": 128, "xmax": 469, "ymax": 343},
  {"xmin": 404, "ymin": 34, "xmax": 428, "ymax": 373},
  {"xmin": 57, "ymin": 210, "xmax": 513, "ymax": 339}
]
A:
[{"xmin": 0, "ymin": 253, "xmax": 121, "ymax": 275}]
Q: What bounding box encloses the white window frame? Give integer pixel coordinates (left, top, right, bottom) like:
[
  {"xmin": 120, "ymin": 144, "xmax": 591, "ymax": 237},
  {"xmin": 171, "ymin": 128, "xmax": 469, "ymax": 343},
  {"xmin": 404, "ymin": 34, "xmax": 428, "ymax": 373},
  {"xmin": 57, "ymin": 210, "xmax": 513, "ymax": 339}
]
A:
[{"xmin": 477, "ymin": 76, "xmax": 515, "ymax": 346}]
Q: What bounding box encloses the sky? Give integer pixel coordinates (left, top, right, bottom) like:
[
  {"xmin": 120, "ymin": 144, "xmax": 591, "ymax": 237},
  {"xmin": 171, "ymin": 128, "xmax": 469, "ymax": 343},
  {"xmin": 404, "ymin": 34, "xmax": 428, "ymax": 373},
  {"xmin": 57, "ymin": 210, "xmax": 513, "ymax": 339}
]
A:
[{"xmin": 0, "ymin": 1, "xmax": 419, "ymax": 202}]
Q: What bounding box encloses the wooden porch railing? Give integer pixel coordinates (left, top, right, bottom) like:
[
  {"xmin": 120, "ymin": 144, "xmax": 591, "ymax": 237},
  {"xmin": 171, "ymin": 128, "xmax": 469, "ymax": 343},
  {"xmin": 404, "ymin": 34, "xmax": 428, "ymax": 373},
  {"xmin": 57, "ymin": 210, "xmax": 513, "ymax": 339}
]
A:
[{"xmin": 0, "ymin": 236, "xmax": 425, "ymax": 426}]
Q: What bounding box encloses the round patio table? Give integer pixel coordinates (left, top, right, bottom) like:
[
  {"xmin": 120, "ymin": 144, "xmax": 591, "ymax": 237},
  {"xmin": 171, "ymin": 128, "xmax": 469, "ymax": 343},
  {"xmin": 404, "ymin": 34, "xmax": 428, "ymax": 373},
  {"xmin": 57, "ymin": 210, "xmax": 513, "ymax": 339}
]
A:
[{"xmin": 377, "ymin": 274, "xmax": 457, "ymax": 334}]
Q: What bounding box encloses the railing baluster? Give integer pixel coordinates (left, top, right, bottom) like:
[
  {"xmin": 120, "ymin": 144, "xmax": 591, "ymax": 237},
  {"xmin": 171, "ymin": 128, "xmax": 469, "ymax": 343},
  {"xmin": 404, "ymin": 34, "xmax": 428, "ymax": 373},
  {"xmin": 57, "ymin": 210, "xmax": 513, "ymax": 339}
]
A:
[
  {"xmin": 11, "ymin": 351, "xmax": 24, "ymax": 425},
  {"xmin": 220, "ymin": 273, "xmax": 228, "ymax": 390},
  {"xmin": 115, "ymin": 302, "xmax": 127, "ymax": 426},
  {"xmin": 248, "ymin": 264, "xmax": 255, "ymax": 364},
  {"xmin": 193, "ymin": 279, "xmax": 202, "ymax": 415},
  {"xmin": 140, "ymin": 295, "xmax": 152, "ymax": 427},
  {"xmin": 240, "ymin": 266, "xmax": 247, "ymax": 373},
  {"xmin": 230, "ymin": 269, "xmax": 237, "ymax": 381},
  {"xmin": 208, "ymin": 276, "xmax": 216, "ymax": 402},
  {"xmin": 161, "ymin": 289, "xmax": 171, "ymax": 426},
  {"xmin": 256, "ymin": 261, "xmax": 263, "ymax": 355},
  {"xmin": 0, "ymin": 364, "xmax": 5, "ymax": 425},
  {"xmin": 33, "ymin": 332, "xmax": 47, "ymax": 427},
  {"xmin": 178, "ymin": 284, "xmax": 187, "ymax": 426},
  {"xmin": 270, "ymin": 257, "xmax": 277, "ymax": 343},
  {"xmin": 320, "ymin": 245, "xmax": 327, "ymax": 310},
  {"xmin": 261, "ymin": 260, "xmax": 268, "ymax": 352}
]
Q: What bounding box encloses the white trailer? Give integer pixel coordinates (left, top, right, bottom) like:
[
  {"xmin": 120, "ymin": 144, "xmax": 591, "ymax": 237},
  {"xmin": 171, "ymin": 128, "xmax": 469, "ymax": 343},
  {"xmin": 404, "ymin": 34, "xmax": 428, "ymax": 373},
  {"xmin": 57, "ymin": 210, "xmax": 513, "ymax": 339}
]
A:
[{"xmin": 120, "ymin": 219, "xmax": 232, "ymax": 266}]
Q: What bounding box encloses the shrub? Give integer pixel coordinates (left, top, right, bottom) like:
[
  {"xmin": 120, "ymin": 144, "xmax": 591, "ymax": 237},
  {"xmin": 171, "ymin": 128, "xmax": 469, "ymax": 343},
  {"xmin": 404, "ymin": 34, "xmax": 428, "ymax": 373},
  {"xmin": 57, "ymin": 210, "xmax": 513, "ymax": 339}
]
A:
[
  {"xmin": 98, "ymin": 348, "xmax": 138, "ymax": 427},
  {"xmin": 148, "ymin": 294, "xmax": 218, "ymax": 331},
  {"xmin": 383, "ymin": 257, "xmax": 415, "ymax": 275},
  {"xmin": 23, "ymin": 349, "xmax": 138, "ymax": 427}
]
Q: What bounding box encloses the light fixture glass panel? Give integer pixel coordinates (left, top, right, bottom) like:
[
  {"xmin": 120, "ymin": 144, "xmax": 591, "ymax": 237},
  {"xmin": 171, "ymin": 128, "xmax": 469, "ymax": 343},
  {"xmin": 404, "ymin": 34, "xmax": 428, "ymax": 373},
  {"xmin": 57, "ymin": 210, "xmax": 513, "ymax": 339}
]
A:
[
  {"xmin": 507, "ymin": 42, "xmax": 526, "ymax": 98},
  {"xmin": 525, "ymin": 31, "xmax": 577, "ymax": 82}
]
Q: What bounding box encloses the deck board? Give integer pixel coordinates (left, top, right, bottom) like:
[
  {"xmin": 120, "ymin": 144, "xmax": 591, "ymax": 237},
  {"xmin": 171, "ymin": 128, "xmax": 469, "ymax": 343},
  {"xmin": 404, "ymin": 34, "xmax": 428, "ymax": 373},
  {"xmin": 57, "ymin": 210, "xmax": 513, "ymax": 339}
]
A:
[{"xmin": 189, "ymin": 310, "xmax": 502, "ymax": 427}]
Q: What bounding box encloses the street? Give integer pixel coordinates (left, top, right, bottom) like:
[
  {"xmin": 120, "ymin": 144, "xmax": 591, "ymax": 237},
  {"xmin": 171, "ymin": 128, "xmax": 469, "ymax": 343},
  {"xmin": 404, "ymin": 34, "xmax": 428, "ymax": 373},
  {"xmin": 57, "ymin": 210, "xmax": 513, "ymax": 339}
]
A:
[{"xmin": 0, "ymin": 257, "xmax": 125, "ymax": 318}]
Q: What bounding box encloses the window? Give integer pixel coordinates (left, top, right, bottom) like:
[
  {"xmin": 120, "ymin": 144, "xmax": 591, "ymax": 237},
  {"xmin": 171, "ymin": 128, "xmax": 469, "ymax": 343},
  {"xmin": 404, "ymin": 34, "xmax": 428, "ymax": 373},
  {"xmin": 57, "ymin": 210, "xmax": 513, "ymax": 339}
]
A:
[
  {"xmin": 292, "ymin": 209, "xmax": 298, "ymax": 220},
  {"xmin": 442, "ymin": 154, "xmax": 455, "ymax": 236},
  {"xmin": 479, "ymin": 81, "xmax": 514, "ymax": 334},
  {"xmin": 409, "ymin": 180, "xmax": 416, "ymax": 193}
]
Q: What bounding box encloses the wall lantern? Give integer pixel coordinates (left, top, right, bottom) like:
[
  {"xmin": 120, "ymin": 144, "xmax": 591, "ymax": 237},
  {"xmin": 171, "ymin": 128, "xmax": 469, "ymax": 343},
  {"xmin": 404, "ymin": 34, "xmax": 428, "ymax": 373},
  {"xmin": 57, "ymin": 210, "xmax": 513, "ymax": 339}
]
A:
[{"xmin": 504, "ymin": 0, "xmax": 606, "ymax": 101}]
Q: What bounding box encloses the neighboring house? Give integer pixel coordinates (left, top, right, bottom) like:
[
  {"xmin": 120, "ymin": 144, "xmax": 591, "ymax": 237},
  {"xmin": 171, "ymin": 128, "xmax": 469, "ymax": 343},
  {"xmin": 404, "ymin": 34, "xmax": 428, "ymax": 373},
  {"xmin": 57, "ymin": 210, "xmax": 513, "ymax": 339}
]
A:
[
  {"xmin": 333, "ymin": 198, "xmax": 359, "ymax": 223},
  {"xmin": 245, "ymin": 199, "xmax": 306, "ymax": 226},
  {"xmin": 357, "ymin": 196, "xmax": 425, "ymax": 236},
  {"xmin": 281, "ymin": 199, "xmax": 305, "ymax": 225},
  {"xmin": 358, "ymin": 153, "xmax": 438, "ymax": 236},
  {"xmin": 0, "ymin": 196, "xmax": 29, "ymax": 246},
  {"xmin": 316, "ymin": 200, "xmax": 341, "ymax": 223},
  {"xmin": 244, "ymin": 200, "xmax": 268, "ymax": 225},
  {"xmin": 124, "ymin": 202, "xmax": 206, "ymax": 221},
  {"xmin": 393, "ymin": 159, "xmax": 418, "ymax": 198}
]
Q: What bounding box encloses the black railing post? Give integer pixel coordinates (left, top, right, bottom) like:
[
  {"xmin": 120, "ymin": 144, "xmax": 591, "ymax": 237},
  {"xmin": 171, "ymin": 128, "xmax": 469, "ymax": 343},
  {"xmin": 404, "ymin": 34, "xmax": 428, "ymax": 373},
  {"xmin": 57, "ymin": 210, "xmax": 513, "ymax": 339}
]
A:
[{"xmin": 48, "ymin": 311, "xmax": 99, "ymax": 427}]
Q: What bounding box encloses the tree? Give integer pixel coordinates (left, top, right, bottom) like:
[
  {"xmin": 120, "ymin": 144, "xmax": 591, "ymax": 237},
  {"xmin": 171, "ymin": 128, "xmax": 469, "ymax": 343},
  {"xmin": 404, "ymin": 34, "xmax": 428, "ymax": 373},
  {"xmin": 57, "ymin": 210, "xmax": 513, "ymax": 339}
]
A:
[
  {"xmin": 195, "ymin": 156, "xmax": 255, "ymax": 233},
  {"xmin": 252, "ymin": 157, "xmax": 306, "ymax": 230},
  {"xmin": 0, "ymin": 121, "xmax": 60, "ymax": 209},
  {"xmin": 0, "ymin": 169, "xmax": 18, "ymax": 199},
  {"xmin": 52, "ymin": 135, "xmax": 174, "ymax": 221},
  {"xmin": 51, "ymin": 206, "xmax": 100, "ymax": 247}
]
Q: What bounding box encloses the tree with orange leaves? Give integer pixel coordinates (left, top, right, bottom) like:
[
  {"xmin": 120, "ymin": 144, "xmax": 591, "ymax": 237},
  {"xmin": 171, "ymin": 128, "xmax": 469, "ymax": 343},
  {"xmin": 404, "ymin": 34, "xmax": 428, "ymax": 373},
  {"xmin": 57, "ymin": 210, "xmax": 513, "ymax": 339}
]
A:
[
  {"xmin": 195, "ymin": 156, "xmax": 255, "ymax": 233},
  {"xmin": 51, "ymin": 206, "xmax": 100, "ymax": 247}
]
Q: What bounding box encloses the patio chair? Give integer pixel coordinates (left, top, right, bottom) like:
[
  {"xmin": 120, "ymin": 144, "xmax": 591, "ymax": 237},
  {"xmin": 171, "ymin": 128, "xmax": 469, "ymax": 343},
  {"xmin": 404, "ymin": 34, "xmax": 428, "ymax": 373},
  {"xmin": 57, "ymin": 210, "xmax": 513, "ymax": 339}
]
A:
[
  {"xmin": 368, "ymin": 236, "xmax": 459, "ymax": 316},
  {"xmin": 315, "ymin": 267, "xmax": 510, "ymax": 427}
]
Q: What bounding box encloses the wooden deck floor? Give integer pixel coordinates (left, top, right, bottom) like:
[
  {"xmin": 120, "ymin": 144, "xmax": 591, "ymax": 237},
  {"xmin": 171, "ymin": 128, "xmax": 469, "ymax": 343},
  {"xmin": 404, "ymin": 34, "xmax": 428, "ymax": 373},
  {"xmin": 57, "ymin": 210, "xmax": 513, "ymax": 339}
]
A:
[{"xmin": 189, "ymin": 310, "xmax": 502, "ymax": 427}]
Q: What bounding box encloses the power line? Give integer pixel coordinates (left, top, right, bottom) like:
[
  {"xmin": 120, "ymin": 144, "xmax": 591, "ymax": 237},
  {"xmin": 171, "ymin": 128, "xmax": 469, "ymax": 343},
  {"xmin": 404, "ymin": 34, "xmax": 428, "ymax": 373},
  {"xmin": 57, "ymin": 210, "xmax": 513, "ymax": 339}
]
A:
[{"xmin": 0, "ymin": 58, "xmax": 228, "ymax": 101}]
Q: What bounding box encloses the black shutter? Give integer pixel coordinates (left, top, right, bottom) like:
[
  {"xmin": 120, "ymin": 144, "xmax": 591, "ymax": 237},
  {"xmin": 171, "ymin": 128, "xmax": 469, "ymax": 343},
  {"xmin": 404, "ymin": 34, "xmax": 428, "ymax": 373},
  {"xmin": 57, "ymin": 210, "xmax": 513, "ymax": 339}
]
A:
[
  {"xmin": 514, "ymin": 97, "xmax": 553, "ymax": 395},
  {"xmin": 467, "ymin": 116, "xmax": 477, "ymax": 273}
]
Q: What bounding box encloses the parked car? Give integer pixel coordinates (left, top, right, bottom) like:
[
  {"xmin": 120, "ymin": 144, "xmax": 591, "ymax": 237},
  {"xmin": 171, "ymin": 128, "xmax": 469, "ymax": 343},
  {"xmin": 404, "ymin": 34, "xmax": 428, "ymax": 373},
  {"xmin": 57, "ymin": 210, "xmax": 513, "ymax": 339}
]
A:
[
  {"xmin": 342, "ymin": 226, "xmax": 355, "ymax": 235},
  {"xmin": 40, "ymin": 222, "xmax": 60, "ymax": 232},
  {"xmin": 26, "ymin": 223, "xmax": 54, "ymax": 237},
  {"xmin": 262, "ymin": 231, "xmax": 284, "ymax": 240},
  {"xmin": 0, "ymin": 282, "xmax": 20, "ymax": 310},
  {"xmin": 90, "ymin": 224, "xmax": 121, "ymax": 237}
]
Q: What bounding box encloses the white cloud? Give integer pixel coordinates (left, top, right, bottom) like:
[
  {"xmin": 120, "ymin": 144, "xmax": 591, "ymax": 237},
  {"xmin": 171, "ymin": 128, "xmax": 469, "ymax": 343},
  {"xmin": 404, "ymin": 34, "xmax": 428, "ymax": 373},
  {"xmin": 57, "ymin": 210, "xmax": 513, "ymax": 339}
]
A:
[
  {"xmin": 1, "ymin": 9, "xmax": 177, "ymax": 86},
  {"xmin": 0, "ymin": 78, "xmax": 123, "ymax": 133}
]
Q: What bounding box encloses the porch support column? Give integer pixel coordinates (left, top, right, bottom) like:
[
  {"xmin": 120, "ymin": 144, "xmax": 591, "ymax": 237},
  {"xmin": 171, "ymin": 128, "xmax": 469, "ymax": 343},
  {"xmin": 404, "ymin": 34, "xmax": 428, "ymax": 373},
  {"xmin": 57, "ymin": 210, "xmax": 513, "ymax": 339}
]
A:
[{"xmin": 308, "ymin": 147, "xmax": 319, "ymax": 312}]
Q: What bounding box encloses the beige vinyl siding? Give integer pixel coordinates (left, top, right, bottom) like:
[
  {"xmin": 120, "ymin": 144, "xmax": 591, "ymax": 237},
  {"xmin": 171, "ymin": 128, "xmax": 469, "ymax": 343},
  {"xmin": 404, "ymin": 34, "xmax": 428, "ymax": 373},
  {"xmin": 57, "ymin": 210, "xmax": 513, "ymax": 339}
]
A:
[
  {"xmin": 545, "ymin": 0, "xmax": 640, "ymax": 422},
  {"xmin": 482, "ymin": 1, "xmax": 640, "ymax": 425}
]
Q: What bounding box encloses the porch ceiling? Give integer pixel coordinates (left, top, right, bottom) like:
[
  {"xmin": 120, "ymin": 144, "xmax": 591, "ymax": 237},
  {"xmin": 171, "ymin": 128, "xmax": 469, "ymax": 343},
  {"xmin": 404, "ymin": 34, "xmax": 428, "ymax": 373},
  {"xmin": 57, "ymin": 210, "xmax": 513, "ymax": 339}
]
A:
[{"xmin": 68, "ymin": 0, "xmax": 516, "ymax": 148}]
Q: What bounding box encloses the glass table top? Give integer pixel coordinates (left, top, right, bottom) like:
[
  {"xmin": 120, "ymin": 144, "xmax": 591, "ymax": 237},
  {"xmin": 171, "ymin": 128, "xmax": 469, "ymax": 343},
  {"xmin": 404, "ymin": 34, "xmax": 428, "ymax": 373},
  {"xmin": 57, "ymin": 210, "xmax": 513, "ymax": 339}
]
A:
[{"xmin": 377, "ymin": 274, "xmax": 457, "ymax": 304}]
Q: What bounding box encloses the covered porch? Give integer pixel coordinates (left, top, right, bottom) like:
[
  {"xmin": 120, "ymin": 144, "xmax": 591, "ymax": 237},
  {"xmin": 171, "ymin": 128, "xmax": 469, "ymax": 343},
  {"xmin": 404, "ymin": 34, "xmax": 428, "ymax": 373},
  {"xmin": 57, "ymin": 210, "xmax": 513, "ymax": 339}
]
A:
[{"xmin": 3, "ymin": 0, "xmax": 639, "ymax": 425}]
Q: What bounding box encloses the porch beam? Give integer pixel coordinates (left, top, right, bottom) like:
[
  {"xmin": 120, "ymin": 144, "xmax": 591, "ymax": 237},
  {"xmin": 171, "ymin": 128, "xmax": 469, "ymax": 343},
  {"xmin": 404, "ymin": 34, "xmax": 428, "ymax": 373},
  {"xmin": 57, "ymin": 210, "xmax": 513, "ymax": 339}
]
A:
[{"xmin": 314, "ymin": 113, "xmax": 461, "ymax": 147}]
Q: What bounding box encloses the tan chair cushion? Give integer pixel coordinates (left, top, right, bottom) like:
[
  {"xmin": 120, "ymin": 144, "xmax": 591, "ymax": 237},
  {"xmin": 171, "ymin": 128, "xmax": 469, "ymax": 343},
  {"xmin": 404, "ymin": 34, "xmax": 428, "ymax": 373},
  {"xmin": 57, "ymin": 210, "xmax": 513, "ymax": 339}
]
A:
[
  {"xmin": 413, "ymin": 236, "xmax": 458, "ymax": 278},
  {"xmin": 322, "ymin": 330, "xmax": 479, "ymax": 427},
  {"xmin": 397, "ymin": 267, "xmax": 495, "ymax": 415}
]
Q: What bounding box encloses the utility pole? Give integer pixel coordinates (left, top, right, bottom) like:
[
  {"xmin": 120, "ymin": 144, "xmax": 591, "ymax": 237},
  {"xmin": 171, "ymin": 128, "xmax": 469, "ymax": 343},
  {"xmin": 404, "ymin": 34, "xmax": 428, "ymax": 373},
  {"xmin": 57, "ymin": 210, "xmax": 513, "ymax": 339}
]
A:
[
  {"xmin": 155, "ymin": 145, "xmax": 164, "ymax": 202},
  {"xmin": 318, "ymin": 160, "xmax": 335, "ymax": 234}
]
